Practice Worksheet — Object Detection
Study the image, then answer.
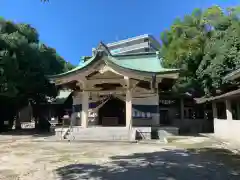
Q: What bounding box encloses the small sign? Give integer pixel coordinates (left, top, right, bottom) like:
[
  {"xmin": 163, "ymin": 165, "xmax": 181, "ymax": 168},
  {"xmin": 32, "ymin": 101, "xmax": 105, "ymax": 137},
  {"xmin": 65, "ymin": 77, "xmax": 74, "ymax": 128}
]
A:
[{"xmin": 159, "ymin": 99, "xmax": 175, "ymax": 105}]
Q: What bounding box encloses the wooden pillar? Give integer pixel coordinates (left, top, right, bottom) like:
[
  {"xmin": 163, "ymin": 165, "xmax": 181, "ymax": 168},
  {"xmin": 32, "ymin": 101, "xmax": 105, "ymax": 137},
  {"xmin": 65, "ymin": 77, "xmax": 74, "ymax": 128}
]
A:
[
  {"xmin": 71, "ymin": 92, "xmax": 76, "ymax": 126},
  {"xmin": 81, "ymin": 91, "xmax": 89, "ymax": 128},
  {"xmin": 156, "ymin": 92, "xmax": 160, "ymax": 126},
  {"xmin": 236, "ymin": 103, "xmax": 240, "ymax": 120},
  {"xmin": 203, "ymin": 104, "xmax": 208, "ymax": 121},
  {"xmin": 126, "ymin": 89, "xmax": 132, "ymax": 128},
  {"xmin": 71, "ymin": 91, "xmax": 81, "ymax": 126},
  {"xmin": 70, "ymin": 111, "xmax": 76, "ymax": 126},
  {"xmin": 180, "ymin": 98, "xmax": 184, "ymax": 121},
  {"xmin": 225, "ymin": 99, "xmax": 232, "ymax": 120}
]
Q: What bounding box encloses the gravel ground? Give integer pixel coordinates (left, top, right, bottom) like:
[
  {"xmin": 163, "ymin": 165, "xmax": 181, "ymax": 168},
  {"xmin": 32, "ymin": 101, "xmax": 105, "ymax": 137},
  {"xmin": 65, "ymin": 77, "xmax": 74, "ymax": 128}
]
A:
[{"xmin": 0, "ymin": 135, "xmax": 239, "ymax": 180}]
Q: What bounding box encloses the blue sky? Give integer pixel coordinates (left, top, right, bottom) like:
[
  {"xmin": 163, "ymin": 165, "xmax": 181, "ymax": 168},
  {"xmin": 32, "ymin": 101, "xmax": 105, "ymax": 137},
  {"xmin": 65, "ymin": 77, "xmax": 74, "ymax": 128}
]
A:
[{"xmin": 1, "ymin": 0, "xmax": 239, "ymax": 65}]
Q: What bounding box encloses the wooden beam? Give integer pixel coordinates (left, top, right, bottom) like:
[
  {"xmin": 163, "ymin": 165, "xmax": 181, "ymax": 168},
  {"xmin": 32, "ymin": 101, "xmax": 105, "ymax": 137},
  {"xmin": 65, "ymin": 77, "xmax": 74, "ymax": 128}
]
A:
[
  {"xmin": 124, "ymin": 76, "xmax": 130, "ymax": 89},
  {"xmin": 86, "ymin": 78, "xmax": 125, "ymax": 85}
]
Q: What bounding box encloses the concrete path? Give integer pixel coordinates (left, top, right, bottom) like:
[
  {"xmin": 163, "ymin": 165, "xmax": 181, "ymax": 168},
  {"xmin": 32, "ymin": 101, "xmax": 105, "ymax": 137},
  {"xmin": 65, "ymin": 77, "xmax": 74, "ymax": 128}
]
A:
[{"xmin": 202, "ymin": 133, "xmax": 240, "ymax": 154}]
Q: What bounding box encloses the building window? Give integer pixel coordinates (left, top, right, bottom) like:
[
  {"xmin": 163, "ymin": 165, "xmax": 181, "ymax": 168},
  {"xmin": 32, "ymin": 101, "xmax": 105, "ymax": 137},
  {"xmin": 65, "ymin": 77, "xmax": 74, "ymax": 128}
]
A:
[
  {"xmin": 183, "ymin": 107, "xmax": 204, "ymax": 119},
  {"xmin": 194, "ymin": 105, "xmax": 204, "ymax": 119},
  {"xmin": 184, "ymin": 108, "xmax": 194, "ymax": 119},
  {"xmin": 231, "ymin": 101, "xmax": 240, "ymax": 120},
  {"xmin": 188, "ymin": 109, "xmax": 193, "ymax": 119},
  {"xmin": 184, "ymin": 109, "xmax": 187, "ymax": 118},
  {"xmin": 145, "ymin": 48, "xmax": 149, "ymax": 52},
  {"xmin": 150, "ymin": 44, "xmax": 159, "ymax": 51},
  {"xmin": 216, "ymin": 102, "xmax": 227, "ymax": 119},
  {"xmin": 144, "ymin": 38, "xmax": 149, "ymax": 42}
]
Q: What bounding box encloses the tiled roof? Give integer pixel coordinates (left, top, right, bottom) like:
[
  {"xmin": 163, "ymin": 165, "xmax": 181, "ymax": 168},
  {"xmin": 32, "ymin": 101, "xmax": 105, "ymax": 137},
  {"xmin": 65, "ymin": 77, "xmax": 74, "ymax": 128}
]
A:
[
  {"xmin": 110, "ymin": 53, "xmax": 178, "ymax": 73},
  {"xmin": 51, "ymin": 90, "xmax": 72, "ymax": 104},
  {"xmin": 49, "ymin": 42, "xmax": 179, "ymax": 79}
]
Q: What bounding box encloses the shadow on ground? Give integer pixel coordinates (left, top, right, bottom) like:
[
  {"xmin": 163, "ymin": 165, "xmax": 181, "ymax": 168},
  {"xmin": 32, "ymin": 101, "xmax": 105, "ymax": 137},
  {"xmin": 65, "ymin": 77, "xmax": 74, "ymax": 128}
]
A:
[{"xmin": 55, "ymin": 148, "xmax": 240, "ymax": 180}]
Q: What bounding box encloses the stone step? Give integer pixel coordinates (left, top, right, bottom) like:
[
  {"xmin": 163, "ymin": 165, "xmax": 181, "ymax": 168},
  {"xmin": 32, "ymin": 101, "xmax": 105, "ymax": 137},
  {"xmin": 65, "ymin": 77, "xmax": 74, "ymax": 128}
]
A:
[
  {"xmin": 70, "ymin": 131, "xmax": 131, "ymax": 136},
  {"xmin": 67, "ymin": 127, "xmax": 134, "ymax": 141},
  {"xmin": 70, "ymin": 131, "xmax": 130, "ymax": 136},
  {"xmin": 69, "ymin": 135, "xmax": 130, "ymax": 141},
  {"xmin": 70, "ymin": 132, "xmax": 131, "ymax": 137},
  {"xmin": 68, "ymin": 135, "xmax": 131, "ymax": 141},
  {"xmin": 70, "ymin": 127, "xmax": 131, "ymax": 132}
]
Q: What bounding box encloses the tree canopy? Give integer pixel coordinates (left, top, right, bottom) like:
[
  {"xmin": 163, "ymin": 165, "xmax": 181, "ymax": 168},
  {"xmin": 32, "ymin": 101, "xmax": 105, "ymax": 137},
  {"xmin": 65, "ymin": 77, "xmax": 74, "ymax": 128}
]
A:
[
  {"xmin": 160, "ymin": 5, "xmax": 240, "ymax": 97},
  {"xmin": 0, "ymin": 18, "xmax": 74, "ymax": 126}
]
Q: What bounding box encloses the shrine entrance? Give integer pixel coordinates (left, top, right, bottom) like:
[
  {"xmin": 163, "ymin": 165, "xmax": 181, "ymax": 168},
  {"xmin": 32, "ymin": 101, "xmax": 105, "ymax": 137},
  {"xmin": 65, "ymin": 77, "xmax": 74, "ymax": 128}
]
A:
[
  {"xmin": 50, "ymin": 42, "xmax": 180, "ymax": 129},
  {"xmin": 98, "ymin": 96, "xmax": 126, "ymax": 126}
]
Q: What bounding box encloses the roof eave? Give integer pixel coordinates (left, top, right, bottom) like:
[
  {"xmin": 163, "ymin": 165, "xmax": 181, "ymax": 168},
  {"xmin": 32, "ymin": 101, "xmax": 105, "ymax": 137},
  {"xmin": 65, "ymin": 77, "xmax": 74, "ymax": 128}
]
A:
[
  {"xmin": 224, "ymin": 68, "xmax": 240, "ymax": 81},
  {"xmin": 48, "ymin": 42, "xmax": 180, "ymax": 83},
  {"xmin": 48, "ymin": 54, "xmax": 100, "ymax": 80},
  {"xmin": 106, "ymin": 57, "xmax": 179, "ymax": 78},
  {"xmin": 195, "ymin": 88, "xmax": 240, "ymax": 104}
]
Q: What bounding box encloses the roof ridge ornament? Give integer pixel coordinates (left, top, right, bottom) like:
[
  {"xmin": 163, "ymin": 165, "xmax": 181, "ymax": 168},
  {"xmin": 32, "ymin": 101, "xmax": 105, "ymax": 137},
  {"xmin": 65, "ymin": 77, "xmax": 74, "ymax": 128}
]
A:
[{"xmin": 96, "ymin": 41, "xmax": 112, "ymax": 56}]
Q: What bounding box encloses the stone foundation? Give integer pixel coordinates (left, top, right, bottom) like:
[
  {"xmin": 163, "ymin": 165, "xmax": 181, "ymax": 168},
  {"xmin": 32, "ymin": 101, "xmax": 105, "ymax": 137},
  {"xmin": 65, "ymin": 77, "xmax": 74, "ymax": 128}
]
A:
[{"xmin": 54, "ymin": 126, "xmax": 179, "ymax": 141}]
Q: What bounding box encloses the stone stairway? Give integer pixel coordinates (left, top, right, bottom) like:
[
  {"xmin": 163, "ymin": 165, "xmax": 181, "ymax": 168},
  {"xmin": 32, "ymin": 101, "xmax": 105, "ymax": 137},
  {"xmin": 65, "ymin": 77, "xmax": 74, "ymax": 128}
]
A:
[
  {"xmin": 55, "ymin": 126, "xmax": 178, "ymax": 142},
  {"xmin": 66, "ymin": 127, "xmax": 136, "ymax": 142}
]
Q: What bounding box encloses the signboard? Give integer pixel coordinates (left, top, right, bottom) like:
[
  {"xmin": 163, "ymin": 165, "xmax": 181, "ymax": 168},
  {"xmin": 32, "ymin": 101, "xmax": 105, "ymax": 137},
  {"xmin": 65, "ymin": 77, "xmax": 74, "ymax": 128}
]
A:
[
  {"xmin": 159, "ymin": 98, "xmax": 179, "ymax": 107},
  {"xmin": 159, "ymin": 99, "xmax": 175, "ymax": 105}
]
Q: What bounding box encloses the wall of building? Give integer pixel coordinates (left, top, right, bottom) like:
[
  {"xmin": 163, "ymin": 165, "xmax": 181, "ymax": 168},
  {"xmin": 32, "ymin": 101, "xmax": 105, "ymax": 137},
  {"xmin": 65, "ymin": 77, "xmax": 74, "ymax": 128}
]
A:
[
  {"xmin": 157, "ymin": 97, "xmax": 213, "ymax": 133},
  {"xmin": 69, "ymin": 91, "xmax": 212, "ymax": 133},
  {"xmin": 72, "ymin": 92, "xmax": 99, "ymax": 126},
  {"xmin": 103, "ymin": 34, "xmax": 160, "ymax": 55},
  {"xmin": 19, "ymin": 105, "xmax": 33, "ymax": 122},
  {"xmin": 214, "ymin": 119, "xmax": 240, "ymax": 143},
  {"xmin": 109, "ymin": 42, "xmax": 149, "ymax": 55},
  {"xmin": 71, "ymin": 92, "xmax": 159, "ymax": 127},
  {"xmin": 212, "ymin": 100, "xmax": 240, "ymax": 142},
  {"xmin": 131, "ymin": 95, "xmax": 159, "ymax": 126},
  {"xmin": 172, "ymin": 118, "xmax": 210, "ymax": 133}
]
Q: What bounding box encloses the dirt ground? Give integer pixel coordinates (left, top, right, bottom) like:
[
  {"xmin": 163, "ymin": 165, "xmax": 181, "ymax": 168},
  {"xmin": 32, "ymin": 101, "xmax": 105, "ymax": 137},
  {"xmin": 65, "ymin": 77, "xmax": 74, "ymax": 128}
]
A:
[{"xmin": 0, "ymin": 135, "xmax": 240, "ymax": 180}]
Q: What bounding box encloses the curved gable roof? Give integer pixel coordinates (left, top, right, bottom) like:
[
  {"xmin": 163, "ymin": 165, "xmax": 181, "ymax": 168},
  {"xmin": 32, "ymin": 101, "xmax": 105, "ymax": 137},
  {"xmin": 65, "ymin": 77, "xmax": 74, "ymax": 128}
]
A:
[{"xmin": 49, "ymin": 42, "xmax": 179, "ymax": 80}]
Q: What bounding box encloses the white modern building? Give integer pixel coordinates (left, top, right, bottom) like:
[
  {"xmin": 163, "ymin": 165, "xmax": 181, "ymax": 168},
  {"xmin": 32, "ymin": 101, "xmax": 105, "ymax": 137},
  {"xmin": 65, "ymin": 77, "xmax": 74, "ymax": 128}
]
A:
[{"xmin": 92, "ymin": 34, "xmax": 160, "ymax": 55}]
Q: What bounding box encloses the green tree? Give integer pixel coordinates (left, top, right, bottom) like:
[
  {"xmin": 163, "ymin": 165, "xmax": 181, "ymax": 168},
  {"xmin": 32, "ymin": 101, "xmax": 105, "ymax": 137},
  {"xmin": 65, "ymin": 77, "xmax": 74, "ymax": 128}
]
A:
[
  {"xmin": 197, "ymin": 7, "xmax": 240, "ymax": 95},
  {"xmin": 160, "ymin": 8, "xmax": 208, "ymax": 97},
  {"xmin": 0, "ymin": 18, "xmax": 74, "ymax": 130},
  {"xmin": 160, "ymin": 5, "xmax": 240, "ymax": 97}
]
